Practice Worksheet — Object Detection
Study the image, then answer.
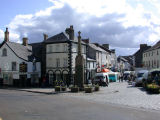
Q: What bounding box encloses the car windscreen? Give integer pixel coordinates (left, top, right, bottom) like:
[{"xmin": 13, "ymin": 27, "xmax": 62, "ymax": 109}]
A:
[{"xmin": 137, "ymin": 73, "xmax": 144, "ymax": 77}]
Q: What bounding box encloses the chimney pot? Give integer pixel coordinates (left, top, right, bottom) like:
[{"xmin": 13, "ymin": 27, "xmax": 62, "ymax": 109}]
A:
[
  {"xmin": 82, "ymin": 38, "xmax": 89, "ymax": 44},
  {"xmin": 65, "ymin": 25, "xmax": 74, "ymax": 40},
  {"xmin": 43, "ymin": 34, "xmax": 48, "ymax": 41},
  {"xmin": 102, "ymin": 44, "xmax": 109, "ymax": 49},
  {"xmin": 23, "ymin": 37, "xmax": 28, "ymax": 46},
  {"xmin": 4, "ymin": 27, "xmax": 9, "ymax": 42}
]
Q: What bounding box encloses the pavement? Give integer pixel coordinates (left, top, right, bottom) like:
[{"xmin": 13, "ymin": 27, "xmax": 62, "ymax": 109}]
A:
[
  {"xmin": 2, "ymin": 82, "xmax": 160, "ymax": 111},
  {"xmin": 0, "ymin": 89, "xmax": 160, "ymax": 120}
]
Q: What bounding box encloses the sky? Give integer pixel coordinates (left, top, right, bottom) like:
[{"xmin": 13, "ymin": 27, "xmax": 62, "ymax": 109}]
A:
[{"xmin": 0, "ymin": 0, "xmax": 160, "ymax": 56}]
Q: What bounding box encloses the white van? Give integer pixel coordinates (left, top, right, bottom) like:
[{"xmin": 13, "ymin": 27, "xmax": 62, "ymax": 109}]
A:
[
  {"xmin": 94, "ymin": 72, "xmax": 109, "ymax": 86},
  {"xmin": 135, "ymin": 70, "xmax": 148, "ymax": 86}
]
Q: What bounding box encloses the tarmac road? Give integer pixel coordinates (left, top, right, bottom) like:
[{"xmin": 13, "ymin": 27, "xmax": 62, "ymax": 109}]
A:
[{"xmin": 0, "ymin": 89, "xmax": 160, "ymax": 120}]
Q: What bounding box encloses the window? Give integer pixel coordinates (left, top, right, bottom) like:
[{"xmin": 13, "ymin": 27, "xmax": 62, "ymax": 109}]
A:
[
  {"xmin": 12, "ymin": 62, "xmax": 16, "ymax": 71},
  {"xmin": 48, "ymin": 46, "xmax": 52, "ymax": 52},
  {"xmin": 2, "ymin": 48, "xmax": 7, "ymax": 56},
  {"xmin": 56, "ymin": 44, "xmax": 60, "ymax": 52},
  {"xmin": 63, "ymin": 44, "xmax": 68, "ymax": 52},
  {"xmin": 56, "ymin": 58, "xmax": 60, "ymax": 67},
  {"xmin": 33, "ymin": 62, "xmax": 36, "ymax": 71},
  {"xmin": 157, "ymin": 60, "xmax": 159, "ymax": 68},
  {"xmin": 63, "ymin": 58, "xmax": 68, "ymax": 67}
]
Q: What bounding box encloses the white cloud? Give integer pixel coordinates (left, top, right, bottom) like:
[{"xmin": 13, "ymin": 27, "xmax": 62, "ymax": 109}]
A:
[
  {"xmin": 3, "ymin": 0, "xmax": 160, "ymax": 55},
  {"xmin": 0, "ymin": 29, "xmax": 4, "ymax": 41}
]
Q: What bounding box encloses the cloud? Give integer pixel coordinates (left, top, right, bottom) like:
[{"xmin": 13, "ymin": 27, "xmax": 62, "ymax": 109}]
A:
[{"xmin": 2, "ymin": 0, "xmax": 160, "ymax": 56}]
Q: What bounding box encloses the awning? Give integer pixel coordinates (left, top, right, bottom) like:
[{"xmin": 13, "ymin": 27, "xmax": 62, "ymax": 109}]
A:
[{"xmin": 101, "ymin": 68, "xmax": 110, "ymax": 72}]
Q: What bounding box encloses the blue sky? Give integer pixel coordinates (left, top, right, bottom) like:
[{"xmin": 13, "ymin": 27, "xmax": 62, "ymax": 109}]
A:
[
  {"xmin": 0, "ymin": 0, "xmax": 160, "ymax": 56},
  {"xmin": 0, "ymin": 0, "xmax": 51, "ymax": 29}
]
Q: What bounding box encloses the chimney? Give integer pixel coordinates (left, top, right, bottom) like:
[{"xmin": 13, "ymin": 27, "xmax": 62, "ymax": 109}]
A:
[
  {"xmin": 102, "ymin": 44, "xmax": 109, "ymax": 49},
  {"xmin": 140, "ymin": 44, "xmax": 147, "ymax": 49},
  {"xmin": 4, "ymin": 28, "xmax": 9, "ymax": 42},
  {"xmin": 111, "ymin": 49, "xmax": 115, "ymax": 53},
  {"xmin": 65, "ymin": 25, "xmax": 74, "ymax": 40},
  {"xmin": 93, "ymin": 43, "xmax": 99, "ymax": 46},
  {"xmin": 22, "ymin": 37, "xmax": 28, "ymax": 46},
  {"xmin": 43, "ymin": 33, "xmax": 48, "ymax": 41},
  {"xmin": 82, "ymin": 38, "xmax": 89, "ymax": 44}
]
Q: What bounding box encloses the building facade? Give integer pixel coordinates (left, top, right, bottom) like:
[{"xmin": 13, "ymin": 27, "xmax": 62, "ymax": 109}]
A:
[
  {"xmin": 44, "ymin": 26, "xmax": 87, "ymax": 86},
  {"xmin": 133, "ymin": 44, "xmax": 151, "ymax": 68},
  {"xmin": 0, "ymin": 28, "xmax": 41, "ymax": 87},
  {"xmin": 143, "ymin": 41, "xmax": 160, "ymax": 69}
]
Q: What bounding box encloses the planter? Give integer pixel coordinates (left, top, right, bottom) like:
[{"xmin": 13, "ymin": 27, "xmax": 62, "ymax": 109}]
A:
[
  {"xmin": 84, "ymin": 87, "xmax": 93, "ymax": 93},
  {"xmin": 94, "ymin": 86, "xmax": 100, "ymax": 91},
  {"xmin": 61, "ymin": 87, "xmax": 66, "ymax": 91},
  {"xmin": 148, "ymin": 88, "xmax": 160, "ymax": 94},
  {"xmin": 71, "ymin": 87, "xmax": 79, "ymax": 93},
  {"xmin": 146, "ymin": 84, "xmax": 160, "ymax": 94},
  {"xmin": 55, "ymin": 86, "xmax": 61, "ymax": 92}
]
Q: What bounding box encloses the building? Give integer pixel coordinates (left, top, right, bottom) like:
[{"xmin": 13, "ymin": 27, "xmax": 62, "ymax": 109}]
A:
[
  {"xmin": 44, "ymin": 25, "xmax": 87, "ymax": 86},
  {"xmin": 117, "ymin": 56, "xmax": 132, "ymax": 72},
  {"xmin": 0, "ymin": 28, "xmax": 41, "ymax": 87},
  {"xmin": 143, "ymin": 41, "xmax": 160, "ymax": 69},
  {"xmin": 88, "ymin": 43, "xmax": 108, "ymax": 72},
  {"xmin": 133, "ymin": 44, "xmax": 151, "ymax": 68}
]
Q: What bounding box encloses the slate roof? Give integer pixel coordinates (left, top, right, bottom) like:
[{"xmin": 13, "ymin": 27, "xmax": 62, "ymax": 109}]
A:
[
  {"xmin": 144, "ymin": 40, "xmax": 160, "ymax": 53},
  {"xmin": 44, "ymin": 32, "xmax": 68, "ymax": 43},
  {"xmin": 89, "ymin": 43, "xmax": 106, "ymax": 52},
  {"xmin": 6, "ymin": 42, "xmax": 33, "ymax": 61},
  {"xmin": 44, "ymin": 32, "xmax": 86, "ymax": 44}
]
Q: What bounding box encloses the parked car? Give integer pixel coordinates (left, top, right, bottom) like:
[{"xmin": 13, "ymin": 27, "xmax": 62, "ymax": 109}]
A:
[
  {"xmin": 94, "ymin": 72, "xmax": 109, "ymax": 86},
  {"xmin": 123, "ymin": 71, "xmax": 131, "ymax": 80},
  {"xmin": 135, "ymin": 70, "xmax": 148, "ymax": 86}
]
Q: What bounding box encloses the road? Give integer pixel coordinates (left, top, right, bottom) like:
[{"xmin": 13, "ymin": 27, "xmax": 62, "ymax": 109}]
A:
[{"xmin": 0, "ymin": 89, "xmax": 160, "ymax": 120}]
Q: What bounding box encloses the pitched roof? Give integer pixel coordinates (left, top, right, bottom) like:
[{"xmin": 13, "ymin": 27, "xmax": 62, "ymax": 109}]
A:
[
  {"xmin": 44, "ymin": 32, "xmax": 68, "ymax": 43},
  {"xmin": 6, "ymin": 42, "xmax": 32, "ymax": 61},
  {"xmin": 89, "ymin": 43, "xmax": 106, "ymax": 52},
  {"xmin": 44, "ymin": 32, "xmax": 86, "ymax": 44},
  {"xmin": 144, "ymin": 40, "xmax": 160, "ymax": 53}
]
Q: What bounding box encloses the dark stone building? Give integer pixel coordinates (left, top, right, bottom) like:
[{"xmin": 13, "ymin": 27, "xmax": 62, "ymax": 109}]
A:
[{"xmin": 133, "ymin": 44, "xmax": 151, "ymax": 68}]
